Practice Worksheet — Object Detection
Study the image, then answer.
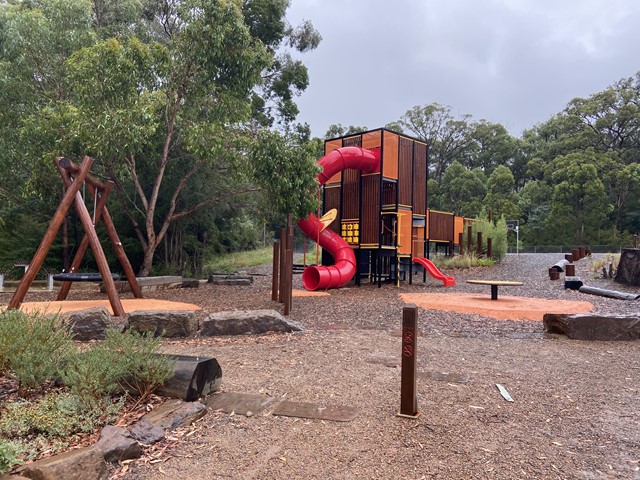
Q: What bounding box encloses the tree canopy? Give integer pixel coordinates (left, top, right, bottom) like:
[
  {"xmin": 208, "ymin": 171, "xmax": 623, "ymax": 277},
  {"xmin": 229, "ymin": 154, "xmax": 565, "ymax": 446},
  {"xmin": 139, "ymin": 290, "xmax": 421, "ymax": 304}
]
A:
[{"xmin": 0, "ymin": 0, "xmax": 321, "ymax": 275}]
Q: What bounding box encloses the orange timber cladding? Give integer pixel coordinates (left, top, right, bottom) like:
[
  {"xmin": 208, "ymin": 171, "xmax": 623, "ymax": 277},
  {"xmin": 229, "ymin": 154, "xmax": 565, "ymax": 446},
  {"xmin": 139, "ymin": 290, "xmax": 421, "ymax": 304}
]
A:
[{"xmin": 320, "ymin": 128, "xmax": 468, "ymax": 261}]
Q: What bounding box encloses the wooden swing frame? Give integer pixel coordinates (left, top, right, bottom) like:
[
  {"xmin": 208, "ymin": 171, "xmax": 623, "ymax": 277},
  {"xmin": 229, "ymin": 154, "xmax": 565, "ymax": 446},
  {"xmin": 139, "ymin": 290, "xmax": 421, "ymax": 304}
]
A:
[{"xmin": 8, "ymin": 156, "xmax": 142, "ymax": 316}]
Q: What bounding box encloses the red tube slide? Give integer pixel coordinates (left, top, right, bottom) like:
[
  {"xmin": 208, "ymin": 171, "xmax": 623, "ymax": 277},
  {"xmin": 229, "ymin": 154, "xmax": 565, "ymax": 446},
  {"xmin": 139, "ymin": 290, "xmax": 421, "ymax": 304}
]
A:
[{"xmin": 298, "ymin": 147, "xmax": 380, "ymax": 290}]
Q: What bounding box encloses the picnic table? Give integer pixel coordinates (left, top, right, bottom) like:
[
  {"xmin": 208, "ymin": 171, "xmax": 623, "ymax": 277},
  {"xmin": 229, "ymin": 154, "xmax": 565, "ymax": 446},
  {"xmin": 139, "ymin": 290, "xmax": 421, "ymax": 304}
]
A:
[{"xmin": 466, "ymin": 280, "xmax": 524, "ymax": 300}]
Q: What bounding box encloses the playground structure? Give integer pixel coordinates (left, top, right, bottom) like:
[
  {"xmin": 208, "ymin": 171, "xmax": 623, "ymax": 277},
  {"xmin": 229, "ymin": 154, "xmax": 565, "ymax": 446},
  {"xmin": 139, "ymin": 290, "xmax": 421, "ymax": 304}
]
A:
[
  {"xmin": 299, "ymin": 128, "xmax": 470, "ymax": 291},
  {"xmin": 8, "ymin": 156, "xmax": 142, "ymax": 316}
]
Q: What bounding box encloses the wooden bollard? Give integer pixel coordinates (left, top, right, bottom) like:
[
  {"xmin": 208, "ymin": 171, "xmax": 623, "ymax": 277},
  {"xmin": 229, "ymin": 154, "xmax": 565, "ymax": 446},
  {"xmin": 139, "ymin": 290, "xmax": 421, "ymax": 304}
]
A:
[
  {"xmin": 565, "ymin": 264, "xmax": 576, "ymax": 276},
  {"xmin": 398, "ymin": 305, "xmax": 419, "ymax": 418},
  {"xmin": 487, "ymin": 237, "xmax": 492, "ymax": 259},
  {"xmin": 578, "ymin": 246, "xmax": 586, "ymax": 258},
  {"xmin": 476, "ymin": 232, "xmax": 483, "ymax": 257},
  {"xmin": 572, "ymin": 248, "xmax": 581, "ymax": 261},
  {"xmin": 549, "ymin": 268, "xmax": 559, "ymax": 280},
  {"xmin": 565, "ymin": 254, "xmax": 573, "ymax": 263}
]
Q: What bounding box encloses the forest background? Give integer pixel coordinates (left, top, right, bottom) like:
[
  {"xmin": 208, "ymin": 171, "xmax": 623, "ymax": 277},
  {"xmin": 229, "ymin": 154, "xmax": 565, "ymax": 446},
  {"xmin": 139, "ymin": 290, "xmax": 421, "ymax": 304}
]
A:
[{"xmin": 1, "ymin": 0, "xmax": 639, "ymax": 278}]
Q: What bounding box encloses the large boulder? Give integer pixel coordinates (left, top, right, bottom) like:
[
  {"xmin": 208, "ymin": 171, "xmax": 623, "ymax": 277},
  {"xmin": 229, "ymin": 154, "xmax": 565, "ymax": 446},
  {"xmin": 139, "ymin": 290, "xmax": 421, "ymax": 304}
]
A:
[
  {"xmin": 543, "ymin": 313, "xmax": 640, "ymax": 341},
  {"xmin": 61, "ymin": 307, "xmax": 112, "ymax": 341},
  {"xmin": 200, "ymin": 310, "xmax": 304, "ymax": 336},
  {"xmin": 127, "ymin": 310, "xmax": 198, "ymax": 338},
  {"xmin": 17, "ymin": 446, "xmax": 107, "ymax": 480}
]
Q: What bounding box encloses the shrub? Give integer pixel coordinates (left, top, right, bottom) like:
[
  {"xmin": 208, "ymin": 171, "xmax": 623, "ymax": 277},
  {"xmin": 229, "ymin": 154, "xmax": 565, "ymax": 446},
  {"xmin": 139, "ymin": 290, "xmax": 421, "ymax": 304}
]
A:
[
  {"xmin": 103, "ymin": 330, "xmax": 174, "ymax": 402},
  {"xmin": 470, "ymin": 213, "xmax": 508, "ymax": 261},
  {"xmin": 433, "ymin": 253, "xmax": 494, "ymax": 269},
  {"xmin": 63, "ymin": 329, "xmax": 173, "ymax": 405},
  {"xmin": 0, "ymin": 311, "xmax": 73, "ymax": 392},
  {"xmin": 0, "ymin": 392, "xmax": 123, "ymax": 440},
  {"xmin": 0, "ymin": 440, "xmax": 22, "ymax": 474},
  {"xmin": 63, "ymin": 336, "xmax": 127, "ymax": 407}
]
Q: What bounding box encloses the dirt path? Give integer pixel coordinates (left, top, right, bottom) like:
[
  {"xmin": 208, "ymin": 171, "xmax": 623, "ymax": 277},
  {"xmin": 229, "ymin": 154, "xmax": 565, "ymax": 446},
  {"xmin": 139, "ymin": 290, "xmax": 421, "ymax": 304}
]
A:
[{"xmin": 112, "ymin": 253, "xmax": 640, "ymax": 480}]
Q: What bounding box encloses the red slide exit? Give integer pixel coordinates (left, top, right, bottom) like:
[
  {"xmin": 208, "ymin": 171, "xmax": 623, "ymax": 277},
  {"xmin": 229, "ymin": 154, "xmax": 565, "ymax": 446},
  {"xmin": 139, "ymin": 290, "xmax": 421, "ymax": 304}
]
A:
[{"xmin": 298, "ymin": 147, "xmax": 380, "ymax": 290}]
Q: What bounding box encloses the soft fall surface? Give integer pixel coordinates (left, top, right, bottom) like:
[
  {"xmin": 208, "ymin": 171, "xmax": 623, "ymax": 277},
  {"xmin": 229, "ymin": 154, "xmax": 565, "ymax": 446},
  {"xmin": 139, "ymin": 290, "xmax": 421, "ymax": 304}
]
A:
[
  {"xmin": 16, "ymin": 298, "xmax": 201, "ymax": 315},
  {"xmin": 399, "ymin": 292, "xmax": 593, "ymax": 321}
]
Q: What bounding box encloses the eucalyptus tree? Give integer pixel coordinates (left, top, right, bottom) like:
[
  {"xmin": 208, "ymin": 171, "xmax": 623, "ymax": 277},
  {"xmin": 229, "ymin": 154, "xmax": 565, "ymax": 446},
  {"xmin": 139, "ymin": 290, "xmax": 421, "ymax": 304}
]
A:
[
  {"xmin": 437, "ymin": 161, "xmax": 486, "ymax": 218},
  {"xmin": 0, "ymin": 0, "xmax": 322, "ymax": 275},
  {"xmin": 547, "ymin": 152, "xmax": 611, "ymax": 244},
  {"xmin": 398, "ymin": 103, "xmax": 474, "ymax": 182},
  {"xmin": 483, "ymin": 165, "xmax": 521, "ymax": 221}
]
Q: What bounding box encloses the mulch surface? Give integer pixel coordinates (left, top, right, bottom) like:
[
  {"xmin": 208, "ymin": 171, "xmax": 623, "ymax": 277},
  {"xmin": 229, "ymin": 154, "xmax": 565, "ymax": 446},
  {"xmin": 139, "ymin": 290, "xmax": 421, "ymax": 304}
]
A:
[{"xmin": 2, "ymin": 253, "xmax": 640, "ymax": 479}]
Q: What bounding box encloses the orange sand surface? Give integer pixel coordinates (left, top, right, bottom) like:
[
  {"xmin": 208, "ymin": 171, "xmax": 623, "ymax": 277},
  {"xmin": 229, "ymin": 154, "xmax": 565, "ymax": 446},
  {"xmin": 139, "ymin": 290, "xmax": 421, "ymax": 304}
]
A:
[
  {"xmin": 399, "ymin": 293, "xmax": 593, "ymax": 321},
  {"xmin": 291, "ymin": 289, "xmax": 330, "ymax": 297},
  {"xmin": 14, "ymin": 299, "xmax": 201, "ymax": 316}
]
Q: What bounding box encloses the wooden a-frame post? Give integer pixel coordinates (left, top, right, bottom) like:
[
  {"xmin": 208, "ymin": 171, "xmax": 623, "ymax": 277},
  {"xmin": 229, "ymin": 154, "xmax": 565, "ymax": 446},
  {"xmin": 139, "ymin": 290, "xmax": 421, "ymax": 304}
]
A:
[{"xmin": 8, "ymin": 156, "xmax": 139, "ymax": 316}]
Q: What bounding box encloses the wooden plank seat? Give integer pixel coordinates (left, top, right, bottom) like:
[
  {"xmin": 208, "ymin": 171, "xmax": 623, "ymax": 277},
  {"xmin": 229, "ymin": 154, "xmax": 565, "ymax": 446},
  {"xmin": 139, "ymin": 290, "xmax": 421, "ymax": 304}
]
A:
[
  {"xmin": 466, "ymin": 280, "xmax": 524, "ymax": 300},
  {"xmin": 53, "ymin": 272, "xmax": 120, "ymax": 282}
]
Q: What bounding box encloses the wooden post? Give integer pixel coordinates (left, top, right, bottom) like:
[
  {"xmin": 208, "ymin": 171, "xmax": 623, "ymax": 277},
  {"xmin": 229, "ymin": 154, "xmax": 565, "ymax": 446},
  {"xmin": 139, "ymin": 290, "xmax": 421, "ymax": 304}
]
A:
[
  {"xmin": 284, "ymin": 214, "xmax": 294, "ymax": 315},
  {"xmin": 399, "ymin": 304, "xmax": 419, "ymax": 418},
  {"xmin": 56, "ymin": 181, "xmax": 113, "ymax": 300},
  {"xmin": 278, "ymin": 228, "xmax": 286, "ymax": 303},
  {"xmin": 467, "ymin": 225, "xmax": 472, "ymax": 256},
  {"xmin": 487, "ymin": 237, "xmax": 492, "ymax": 259},
  {"xmin": 58, "ymin": 168, "xmax": 125, "ymax": 317},
  {"xmin": 448, "ymin": 240, "xmax": 454, "ymax": 258},
  {"xmin": 458, "ymin": 232, "xmax": 463, "ymax": 254},
  {"xmin": 476, "ymin": 232, "xmax": 483, "ymax": 257},
  {"xmin": 8, "ymin": 156, "xmax": 93, "ymax": 310},
  {"xmin": 271, "ymin": 240, "xmax": 280, "ymax": 301},
  {"xmin": 58, "ymin": 159, "xmax": 142, "ymax": 299}
]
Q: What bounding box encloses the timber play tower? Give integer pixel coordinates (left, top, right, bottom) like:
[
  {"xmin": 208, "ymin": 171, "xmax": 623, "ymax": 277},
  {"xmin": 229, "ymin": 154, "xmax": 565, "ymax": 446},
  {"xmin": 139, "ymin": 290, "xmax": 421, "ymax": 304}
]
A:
[{"xmin": 299, "ymin": 128, "xmax": 462, "ymax": 291}]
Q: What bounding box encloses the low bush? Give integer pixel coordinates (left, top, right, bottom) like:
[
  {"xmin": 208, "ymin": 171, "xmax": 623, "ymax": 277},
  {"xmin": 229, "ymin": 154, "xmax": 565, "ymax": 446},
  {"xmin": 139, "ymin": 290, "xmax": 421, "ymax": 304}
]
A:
[
  {"xmin": 103, "ymin": 330, "xmax": 174, "ymax": 402},
  {"xmin": 0, "ymin": 311, "xmax": 73, "ymax": 392},
  {"xmin": 0, "ymin": 440, "xmax": 22, "ymax": 474},
  {"xmin": 433, "ymin": 254, "xmax": 494, "ymax": 269},
  {"xmin": 64, "ymin": 329, "xmax": 173, "ymax": 405}
]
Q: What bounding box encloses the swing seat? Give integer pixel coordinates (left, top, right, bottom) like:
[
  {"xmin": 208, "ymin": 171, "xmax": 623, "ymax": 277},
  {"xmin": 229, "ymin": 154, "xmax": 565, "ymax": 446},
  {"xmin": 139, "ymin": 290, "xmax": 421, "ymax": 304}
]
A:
[{"xmin": 53, "ymin": 272, "xmax": 120, "ymax": 282}]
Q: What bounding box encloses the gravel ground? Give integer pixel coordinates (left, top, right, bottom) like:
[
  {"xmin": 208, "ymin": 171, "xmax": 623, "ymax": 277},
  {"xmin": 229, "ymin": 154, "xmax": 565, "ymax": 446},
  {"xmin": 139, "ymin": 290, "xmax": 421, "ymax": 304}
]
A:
[{"xmin": 3, "ymin": 253, "xmax": 639, "ymax": 479}]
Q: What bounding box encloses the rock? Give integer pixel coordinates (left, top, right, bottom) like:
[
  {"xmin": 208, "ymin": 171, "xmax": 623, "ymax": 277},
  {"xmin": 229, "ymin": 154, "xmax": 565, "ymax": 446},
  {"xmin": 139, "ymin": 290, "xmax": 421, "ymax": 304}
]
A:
[
  {"xmin": 127, "ymin": 310, "xmax": 198, "ymax": 338},
  {"xmin": 17, "ymin": 446, "xmax": 107, "ymax": 480},
  {"xmin": 96, "ymin": 426, "xmax": 142, "ymax": 463},
  {"xmin": 200, "ymin": 310, "xmax": 304, "ymax": 336},
  {"xmin": 155, "ymin": 354, "xmax": 222, "ymax": 401},
  {"xmin": 128, "ymin": 419, "xmax": 165, "ymax": 445},
  {"xmin": 614, "ymin": 248, "xmax": 640, "ymax": 286},
  {"xmin": 207, "ymin": 274, "xmax": 253, "ymax": 286},
  {"xmin": 564, "ymin": 276, "xmax": 583, "ymax": 290},
  {"xmin": 181, "ymin": 278, "xmax": 200, "ymax": 288},
  {"xmin": 142, "ymin": 399, "xmax": 207, "ymax": 430},
  {"xmin": 543, "ymin": 313, "xmax": 640, "ymax": 340},
  {"xmin": 61, "ymin": 307, "xmax": 111, "ymax": 341},
  {"xmin": 551, "ymin": 259, "xmax": 569, "ymax": 272}
]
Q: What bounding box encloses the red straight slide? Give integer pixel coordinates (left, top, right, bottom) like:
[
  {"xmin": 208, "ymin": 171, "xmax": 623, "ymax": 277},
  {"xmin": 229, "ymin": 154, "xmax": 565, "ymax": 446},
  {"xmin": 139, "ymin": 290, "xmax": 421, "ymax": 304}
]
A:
[
  {"xmin": 412, "ymin": 257, "xmax": 456, "ymax": 287},
  {"xmin": 298, "ymin": 146, "xmax": 380, "ymax": 291}
]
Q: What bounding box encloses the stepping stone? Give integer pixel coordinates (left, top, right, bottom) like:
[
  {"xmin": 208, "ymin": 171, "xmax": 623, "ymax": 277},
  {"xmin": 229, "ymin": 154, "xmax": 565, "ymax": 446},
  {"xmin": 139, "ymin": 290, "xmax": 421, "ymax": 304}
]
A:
[
  {"xmin": 204, "ymin": 392, "xmax": 278, "ymax": 416},
  {"xmin": 272, "ymin": 401, "xmax": 357, "ymax": 422}
]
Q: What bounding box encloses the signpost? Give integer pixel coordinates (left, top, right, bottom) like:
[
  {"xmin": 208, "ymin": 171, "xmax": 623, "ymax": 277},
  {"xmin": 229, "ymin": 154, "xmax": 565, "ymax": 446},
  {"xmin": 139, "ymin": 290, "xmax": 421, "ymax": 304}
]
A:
[
  {"xmin": 507, "ymin": 220, "xmax": 519, "ymax": 255},
  {"xmin": 398, "ymin": 304, "xmax": 419, "ymax": 418}
]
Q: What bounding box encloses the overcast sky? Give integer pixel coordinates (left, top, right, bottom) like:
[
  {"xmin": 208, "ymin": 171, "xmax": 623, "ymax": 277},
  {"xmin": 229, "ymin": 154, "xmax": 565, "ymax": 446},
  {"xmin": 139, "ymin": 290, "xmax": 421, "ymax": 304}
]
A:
[{"xmin": 286, "ymin": 0, "xmax": 640, "ymax": 138}]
